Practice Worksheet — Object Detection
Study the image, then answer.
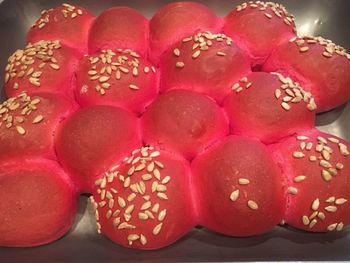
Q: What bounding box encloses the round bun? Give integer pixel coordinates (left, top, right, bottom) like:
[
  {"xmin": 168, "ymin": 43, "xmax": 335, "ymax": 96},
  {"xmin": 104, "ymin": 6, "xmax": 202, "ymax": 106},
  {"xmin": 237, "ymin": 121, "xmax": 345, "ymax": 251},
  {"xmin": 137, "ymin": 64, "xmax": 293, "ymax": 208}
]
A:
[
  {"xmin": 223, "ymin": 2, "xmax": 296, "ymax": 66},
  {"xmin": 0, "ymin": 159, "xmax": 77, "ymax": 247},
  {"xmin": 91, "ymin": 146, "xmax": 195, "ymax": 250},
  {"xmin": 27, "ymin": 3, "xmax": 94, "ymax": 53},
  {"xmin": 88, "ymin": 7, "xmax": 148, "ymax": 56},
  {"xmin": 141, "ymin": 89, "xmax": 229, "ymax": 159},
  {"xmin": 76, "ymin": 49, "xmax": 158, "ymax": 114},
  {"xmin": 149, "ymin": 2, "xmax": 221, "ymax": 63},
  {"xmin": 55, "ymin": 105, "xmax": 141, "ymax": 193},
  {"xmin": 4, "ymin": 40, "xmax": 79, "ymax": 99},
  {"xmin": 160, "ymin": 31, "xmax": 251, "ymax": 102},
  {"xmin": 269, "ymin": 129, "xmax": 350, "ymax": 232},
  {"xmin": 0, "ymin": 92, "xmax": 77, "ymax": 162},
  {"xmin": 223, "ymin": 72, "xmax": 316, "ymax": 143},
  {"xmin": 192, "ymin": 135, "xmax": 285, "ymax": 236},
  {"xmin": 263, "ymin": 36, "xmax": 350, "ymax": 112}
]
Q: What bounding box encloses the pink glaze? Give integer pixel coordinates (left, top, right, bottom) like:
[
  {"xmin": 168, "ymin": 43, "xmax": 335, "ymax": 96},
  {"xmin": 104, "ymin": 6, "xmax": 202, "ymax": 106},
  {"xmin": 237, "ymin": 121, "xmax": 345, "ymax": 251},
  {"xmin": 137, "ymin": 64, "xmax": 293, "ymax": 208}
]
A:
[
  {"xmin": 88, "ymin": 7, "xmax": 148, "ymax": 56},
  {"xmin": 141, "ymin": 89, "xmax": 229, "ymax": 160},
  {"xmin": 192, "ymin": 135, "xmax": 285, "ymax": 237},
  {"xmin": 27, "ymin": 4, "xmax": 94, "ymax": 53}
]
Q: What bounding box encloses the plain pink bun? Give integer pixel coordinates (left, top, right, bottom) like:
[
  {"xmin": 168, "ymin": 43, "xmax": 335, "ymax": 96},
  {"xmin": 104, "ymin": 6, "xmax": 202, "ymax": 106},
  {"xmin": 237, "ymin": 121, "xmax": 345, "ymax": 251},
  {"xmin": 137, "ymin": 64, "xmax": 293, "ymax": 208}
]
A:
[
  {"xmin": 76, "ymin": 49, "xmax": 158, "ymax": 114},
  {"xmin": 149, "ymin": 2, "xmax": 221, "ymax": 64},
  {"xmin": 159, "ymin": 31, "xmax": 251, "ymax": 102},
  {"xmin": 223, "ymin": 2, "xmax": 296, "ymax": 66},
  {"xmin": 88, "ymin": 7, "xmax": 148, "ymax": 56},
  {"xmin": 141, "ymin": 89, "xmax": 229, "ymax": 160},
  {"xmin": 270, "ymin": 129, "xmax": 350, "ymax": 232},
  {"xmin": 55, "ymin": 105, "xmax": 141, "ymax": 193},
  {"xmin": 27, "ymin": 3, "xmax": 94, "ymax": 53},
  {"xmin": 0, "ymin": 159, "xmax": 77, "ymax": 247},
  {"xmin": 223, "ymin": 72, "xmax": 316, "ymax": 143},
  {"xmin": 192, "ymin": 135, "xmax": 285, "ymax": 237},
  {"xmin": 91, "ymin": 147, "xmax": 195, "ymax": 250},
  {"xmin": 0, "ymin": 92, "xmax": 77, "ymax": 162},
  {"xmin": 263, "ymin": 36, "xmax": 350, "ymax": 112},
  {"xmin": 4, "ymin": 40, "xmax": 80, "ymax": 99}
]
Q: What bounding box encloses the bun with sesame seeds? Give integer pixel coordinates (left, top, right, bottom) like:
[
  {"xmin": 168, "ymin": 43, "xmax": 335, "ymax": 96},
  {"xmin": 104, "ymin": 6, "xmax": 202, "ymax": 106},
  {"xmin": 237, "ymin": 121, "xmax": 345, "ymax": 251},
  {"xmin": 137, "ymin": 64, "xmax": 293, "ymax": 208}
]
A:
[
  {"xmin": 192, "ymin": 135, "xmax": 285, "ymax": 237},
  {"xmin": 55, "ymin": 105, "xmax": 142, "ymax": 193},
  {"xmin": 263, "ymin": 36, "xmax": 350, "ymax": 112},
  {"xmin": 27, "ymin": 4, "xmax": 94, "ymax": 53},
  {"xmin": 91, "ymin": 147, "xmax": 196, "ymax": 250},
  {"xmin": 141, "ymin": 89, "xmax": 229, "ymax": 160},
  {"xmin": 159, "ymin": 31, "xmax": 252, "ymax": 102},
  {"xmin": 149, "ymin": 2, "xmax": 222, "ymax": 64},
  {"xmin": 269, "ymin": 129, "xmax": 350, "ymax": 232},
  {"xmin": 76, "ymin": 49, "xmax": 159, "ymax": 114},
  {"xmin": 0, "ymin": 159, "xmax": 77, "ymax": 247},
  {"xmin": 223, "ymin": 1, "xmax": 296, "ymax": 66},
  {"xmin": 88, "ymin": 7, "xmax": 148, "ymax": 56},
  {"xmin": 223, "ymin": 72, "xmax": 316, "ymax": 143},
  {"xmin": 4, "ymin": 40, "xmax": 81, "ymax": 99},
  {"xmin": 0, "ymin": 92, "xmax": 78, "ymax": 162}
]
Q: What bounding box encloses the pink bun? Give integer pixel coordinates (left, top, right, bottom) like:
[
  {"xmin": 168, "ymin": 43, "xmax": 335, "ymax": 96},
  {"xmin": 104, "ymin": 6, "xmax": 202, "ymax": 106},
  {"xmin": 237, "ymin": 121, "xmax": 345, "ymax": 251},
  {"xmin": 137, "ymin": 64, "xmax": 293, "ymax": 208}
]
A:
[
  {"xmin": 223, "ymin": 2, "xmax": 296, "ymax": 66},
  {"xmin": 149, "ymin": 2, "xmax": 221, "ymax": 64},
  {"xmin": 91, "ymin": 147, "xmax": 195, "ymax": 250},
  {"xmin": 27, "ymin": 4, "xmax": 94, "ymax": 53},
  {"xmin": 263, "ymin": 36, "xmax": 350, "ymax": 112},
  {"xmin": 269, "ymin": 129, "xmax": 350, "ymax": 232},
  {"xmin": 192, "ymin": 136, "xmax": 285, "ymax": 236},
  {"xmin": 4, "ymin": 40, "xmax": 80, "ymax": 99},
  {"xmin": 0, "ymin": 92, "xmax": 77, "ymax": 162},
  {"xmin": 141, "ymin": 89, "xmax": 229, "ymax": 160},
  {"xmin": 0, "ymin": 159, "xmax": 77, "ymax": 247},
  {"xmin": 223, "ymin": 72, "xmax": 316, "ymax": 143},
  {"xmin": 88, "ymin": 7, "xmax": 148, "ymax": 56},
  {"xmin": 159, "ymin": 31, "xmax": 251, "ymax": 102},
  {"xmin": 76, "ymin": 49, "xmax": 158, "ymax": 114},
  {"xmin": 55, "ymin": 105, "xmax": 141, "ymax": 193}
]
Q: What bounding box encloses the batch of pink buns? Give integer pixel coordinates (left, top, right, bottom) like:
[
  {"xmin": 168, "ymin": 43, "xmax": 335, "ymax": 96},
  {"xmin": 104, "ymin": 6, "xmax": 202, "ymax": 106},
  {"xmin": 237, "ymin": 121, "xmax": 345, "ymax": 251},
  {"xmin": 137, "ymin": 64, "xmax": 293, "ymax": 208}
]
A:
[{"xmin": 0, "ymin": 1, "xmax": 350, "ymax": 250}]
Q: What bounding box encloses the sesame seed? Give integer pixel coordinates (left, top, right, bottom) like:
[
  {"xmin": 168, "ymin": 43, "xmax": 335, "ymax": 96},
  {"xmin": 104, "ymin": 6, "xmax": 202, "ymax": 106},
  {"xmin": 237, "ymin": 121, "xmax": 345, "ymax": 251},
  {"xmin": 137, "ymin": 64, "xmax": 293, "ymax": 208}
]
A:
[
  {"xmin": 138, "ymin": 212, "xmax": 148, "ymax": 220},
  {"xmin": 16, "ymin": 125, "xmax": 26, "ymax": 135},
  {"xmin": 129, "ymin": 84, "xmax": 139, "ymax": 90},
  {"xmin": 99, "ymin": 76, "xmax": 110, "ymax": 83},
  {"xmin": 335, "ymin": 198, "xmax": 347, "ymax": 205},
  {"xmin": 192, "ymin": 50, "xmax": 201, "ymax": 59},
  {"xmin": 327, "ymin": 223, "xmax": 337, "ymax": 231},
  {"xmin": 117, "ymin": 197, "xmax": 126, "ymax": 208},
  {"xmin": 309, "ymin": 219, "xmax": 317, "ymax": 228},
  {"xmin": 309, "ymin": 211, "xmax": 318, "ymax": 220},
  {"xmin": 287, "ymin": 186, "xmax": 298, "ymax": 195},
  {"xmin": 293, "ymin": 151, "xmax": 305, "ymax": 158},
  {"xmin": 150, "ymin": 151, "xmax": 160, "ymax": 158},
  {"xmin": 299, "ymin": 46, "xmax": 309, "ymax": 53},
  {"xmin": 161, "ymin": 176, "xmax": 171, "ymax": 184},
  {"xmin": 230, "ymin": 190, "xmax": 240, "ymax": 202},
  {"xmin": 32, "ymin": 115, "xmax": 44, "ymax": 124},
  {"xmin": 294, "ymin": 175, "xmax": 306, "ymax": 183},
  {"xmin": 318, "ymin": 212, "xmax": 326, "ymax": 220},
  {"xmin": 176, "ymin": 62, "xmax": 185, "ymax": 68},
  {"xmin": 138, "ymin": 234, "xmax": 147, "ymax": 245},
  {"xmin": 325, "ymin": 206, "xmax": 337, "ymax": 213},
  {"xmin": 152, "ymin": 223, "xmax": 163, "ymax": 235},
  {"xmin": 141, "ymin": 201, "xmax": 151, "ymax": 210},
  {"xmin": 328, "ymin": 138, "xmax": 339, "ymax": 144},
  {"xmin": 322, "ymin": 170, "xmax": 332, "ymax": 182},
  {"xmin": 158, "ymin": 209, "xmax": 167, "ymax": 221},
  {"xmin": 125, "ymin": 204, "xmax": 135, "ymax": 215},
  {"xmin": 311, "ymin": 198, "xmax": 320, "ymax": 211},
  {"xmin": 238, "ymin": 178, "xmax": 250, "ymax": 185},
  {"xmin": 302, "ymin": 215, "xmax": 310, "ymax": 225},
  {"xmin": 50, "ymin": 63, "xmax": 60, "ymax": 70},
  {"xmin": 157, "ymin": 192, "xmax": 168, "ymax": 200},
  {"xmin": 281, "ymin": 102, "xmax": 291, "ymax": 111},
  {"xmin": 320, "ymin": 160, "xmax": 332, "ymax": 168},
  {"xmin": 216, "ymin": 51, "xmax": 226, "ymax": 56},
  {"xmin": 264, "ymin": 13, "xmax": 272, "ymax": 19},
  {"xmin": 336, "ymin": 222, "xmax": 344, "ymax": 231},
  {"xmin": 173, "ymin": 48, "xmax": 180, "ymax": 57},
  {"xmin": 247, "ymin": 200, "xmax": 258, "ymax": 210}
]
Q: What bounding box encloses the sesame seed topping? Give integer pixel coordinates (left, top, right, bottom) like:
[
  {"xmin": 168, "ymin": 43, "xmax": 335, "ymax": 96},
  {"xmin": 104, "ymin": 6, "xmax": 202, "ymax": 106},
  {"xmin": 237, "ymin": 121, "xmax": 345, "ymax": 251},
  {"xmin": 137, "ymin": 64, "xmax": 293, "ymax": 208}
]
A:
[
  {"xmin": 153, "ymin": 223, "xmax": 163, "ymax": 235},
  {"xmin": 325, "ymin": 206, "xmax": 337, "ymax": 213},
  {"xmin": 230, "ymin": 190, "xmax": 240, "ymax": 202},
  {"xmin": 311, "ymin": 198, "xmax": 320, "ymax": 211},
  {"xmin": 302, "ymin": 215, "xmax": 310, "ymax": 225},
  {"xmin": 294, "ymin": 175, "xmax": 306, "ymax": 183},
  {"xmin": 335, "ymin": 198, "xmax": 347, "ymax": 205},
  {"xmin": 287, "ymin": 186, "xmax": 298, "ymax": 195},
  {"xmin": 238, "ymin": 178, "xmax": 250, "ymax": 185},
  {"xmin": 247, "ymin": 200, "xmax": 258, "ymax": 210},
  {"xmin": 293, "ymin": 151, "xmax": 305, "ymax": 158},
  {"xmin": 175, "ymin": 62, "xmax": 185, "ymax": 68}
]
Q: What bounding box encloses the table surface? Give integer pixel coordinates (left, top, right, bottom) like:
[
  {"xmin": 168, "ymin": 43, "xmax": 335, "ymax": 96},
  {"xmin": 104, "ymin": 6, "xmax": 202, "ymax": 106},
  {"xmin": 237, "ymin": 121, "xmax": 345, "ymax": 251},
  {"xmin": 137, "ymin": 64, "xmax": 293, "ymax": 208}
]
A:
[{"xmin": 0, "ymin": 0, "xmax": 350, "ymax": 262}]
